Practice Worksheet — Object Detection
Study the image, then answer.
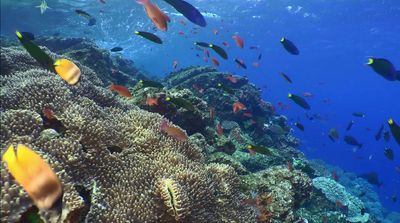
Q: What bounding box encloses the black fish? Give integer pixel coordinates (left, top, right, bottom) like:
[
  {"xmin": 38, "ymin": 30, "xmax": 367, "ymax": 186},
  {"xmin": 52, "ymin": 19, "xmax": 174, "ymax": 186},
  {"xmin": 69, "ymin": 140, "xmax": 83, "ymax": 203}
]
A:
[
  {"xmin": 20, "ymin": 31, "xmax": 35, "ymax": 41},
  {"xmin": 134, "ymin": 31, "xmax": 162, "ymax": 44},
  {"xmin": 375, "ymin": 124, "xmax": 384, "ymax": 141},
  {"xmin": 294, "ymin": 122, "xmax": 304, "ymax": 131},
  {"xmin": 279, "ymin": 72, "xmax": 292, "ymax": 83},
  {"xmin": 257, "ymin": 53, "xmax": 262, "ymax": 60},
  {"xmin": 163, "ymin": 0, "xmax": 206, "ymax": 27},
  {"xmin": 352, "ymin": 112, "xmax": 365, "ymax": 118},
  {"xmin": 328, "ymin": 128, "xmax": 339, "ymax": 142},
  {"xmin": 346, "ymin": 120, "xmax": 355, "ymax": 131},
  {"xmin": 194, "ymin": 42, "xmax": 210, "ymax": 48},
  {"xmin": 75, "ymin": 9, "xmax": 96, "ymax": 26},
  {"xmin": 209, "ymin": 44, "xmax": 228, "ymax": 60},
  {"xmin": 388, "ymin": 118, "xmax": 400, "ymax": 145},
  {"xmin": 367, "ymin": 58, "xmax": 400, "ymax": 81},
  {"xmin": 216, "ymin": 83, "xmax": 234, "ymax": 94},
  {"xmin": 234, "ymin": 58, "xmax": 247, "ymax": 69},
  {"xmin": 166, "ymin": 97, "xmax": 195, "ymax": 111},
  {"xmin": 110, "ymin": 47, "xmax": 123, "ymax": 52},
  {"xmin": 15, "ymin": 31, "xmax": 54, "ymax": 72},
  {"xmin": 359, "ymin": 172, "xmax": 383, "ymax": 187},
  {"xmin": 137, "ymin": 80, "xmax": 164, "ymax": 88},
  {"xmin": 280, "ymin": 37, "xmax": 299, "ymax": 55},
  {"xmin": 344, "ymin": 135, "xmax": 362, "ymax": 148},
  {"xmin": 383, "ymin": 130, "xmax": 390, "ymax": 142},
  {"xmin": 288, "ymin": 93, "xmax": 310, "ymax": 110},
  {"xmin": 384, "ymin": 147, "xmax": 394, "ymax": 161}
]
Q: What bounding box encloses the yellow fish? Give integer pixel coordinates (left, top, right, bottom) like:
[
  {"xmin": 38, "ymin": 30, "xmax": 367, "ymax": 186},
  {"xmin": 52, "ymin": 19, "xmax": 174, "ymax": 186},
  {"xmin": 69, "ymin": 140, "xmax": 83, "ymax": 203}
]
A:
[
  {"xmin": 54, "ymin": 59, "xmax": 81, "ymax": 85},
  {"xmin": 2, "ymin": 144, "xmax": 62, "ymax": 209}
]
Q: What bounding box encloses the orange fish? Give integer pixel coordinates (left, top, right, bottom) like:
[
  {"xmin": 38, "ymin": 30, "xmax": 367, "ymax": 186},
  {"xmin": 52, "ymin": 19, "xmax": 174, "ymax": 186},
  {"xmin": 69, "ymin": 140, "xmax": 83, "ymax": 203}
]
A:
[
  {"xmin": 136, "ymin": 0, "xmax": 170, "ymax": 31},
  {"xmin": 173, "ymin": 60, "xmax": 178, "ymax": 70},
  {"xmin": 211, "ymin": 58, "xmax": 220, "ymax": 66},
  {"xmin": 224, "ymin": 75, "xmax": 238, "ymax": 83},
  {"xmin": 110, "ymin": 84, "xmax": 132, "ymax": 97},
  {"xmin": 204, "ymin": 49, "xmax": 210, "ymax": 58},
  {"xmin": 54, "ymin": 59, "xmax": 81, "ymax": 85},
  {"xmin": 2, "ymin": 144, "xmax": 62, "ymax": 210},
  {"xmin": 216, "ymin": 122, "xmax": 223, "ymax": 137},
  {"xmin": 178, "ymin": 31, "xmax": 185, "ymax": 36},
  {"xmin": 222, "ymin": 41, "xmax": 229, "ymax": 48},
  {"xmin": 42, "ymin": 107, "xmax": 55, "ymax": 120},
  {"xmin": 160, "ymin": 120, "xmax": 188, "ymax": 141},
  {"xmin": 232, "ymin": 35, "xmax": 244, "ymax": 48},
  {"xmin": 233, "ymin": 101, "xmax": 246, "ymax": 113},
  {"xmin": 209, "ymin": 107, "xmax": 215, "ymax": 119},
  {"xmin": 146, "ymin": 96, "xmax": 158, "ymax": 106}
]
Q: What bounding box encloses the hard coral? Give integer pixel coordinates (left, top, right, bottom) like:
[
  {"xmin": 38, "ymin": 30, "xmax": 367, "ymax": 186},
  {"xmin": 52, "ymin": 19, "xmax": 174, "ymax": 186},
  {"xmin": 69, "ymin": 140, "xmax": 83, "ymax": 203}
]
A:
[{"xmin": 0, "ymin": 45, "xmax": 256, "ymax": 222}]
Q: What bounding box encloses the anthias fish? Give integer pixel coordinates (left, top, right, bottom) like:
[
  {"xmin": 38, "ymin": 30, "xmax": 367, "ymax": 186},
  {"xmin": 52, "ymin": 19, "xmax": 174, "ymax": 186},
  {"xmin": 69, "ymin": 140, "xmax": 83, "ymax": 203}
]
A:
[
  {"xmin": 280, "ymin": 37, "xmax": 299, "ymax": 55},
  {"xmin": 367, "ymin": 58, "xmax": 400, "ymax": 81},
  {"xmin": 232, "ymin": 35, "xmax": 244, "ymax": 48},
  {"xmin": 134, "ymin": 31, "xmax": 162, "ymax": 44},
  {"xmin": 288, "ymin": 93, "xmax": 311, "ymax": 110},
  {"xmin": 160, "ymin": 120, "xmax": 188, "ymax": 141},
  {"xmin": 2, "ymin": 144, "xmax": 62, "ymax": 210},
  {"xmin": 110, "ymin": 84, "xmax": 132, "ymax": 97},
  {"xmin": 137, "ymin": 0, "xmax": 170, "ymax": 31}
]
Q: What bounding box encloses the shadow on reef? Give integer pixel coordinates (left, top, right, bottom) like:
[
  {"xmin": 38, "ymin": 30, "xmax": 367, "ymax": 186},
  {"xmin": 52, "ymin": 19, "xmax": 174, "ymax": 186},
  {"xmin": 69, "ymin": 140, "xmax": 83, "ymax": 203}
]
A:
[{"xmin": 1, "ymin": 36, "xmax": 399, "ymax": 223}]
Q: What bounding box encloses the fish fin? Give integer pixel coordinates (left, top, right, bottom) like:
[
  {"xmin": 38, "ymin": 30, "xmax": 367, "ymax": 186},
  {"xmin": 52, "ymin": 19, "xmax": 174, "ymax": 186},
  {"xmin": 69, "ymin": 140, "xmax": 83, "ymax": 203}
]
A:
[{"xmin": 136, "ymin": 0, "xmax": 148, "ymax": 5}]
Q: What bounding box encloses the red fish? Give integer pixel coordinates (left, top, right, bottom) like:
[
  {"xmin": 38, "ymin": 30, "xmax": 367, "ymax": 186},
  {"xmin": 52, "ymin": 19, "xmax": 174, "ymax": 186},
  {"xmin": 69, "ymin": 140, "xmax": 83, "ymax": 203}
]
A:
[
  {"xmin": 178, "ymin": 31, "xmax": 185, "ymax": 36},
  {"xmin": 211, "ymin": 58, "xmax": 220, "ymax": 66},
  {"xmin": 173, "ymin": 60, "xmax": 178, "ymax": 70},
  {"xmin": 332, "ymin": 171, "xmax": 339, "ymax": 182},
  {"xmin": 232, "ymin": 35, "xmax": 244, "ymax": 48},
  {"xmin": 42, "ymin": 108, "xmax": 55, "ymax": 120},
  {"xmin": 136, "ymin": 0, "xmax": 170, "ymax": 31},
  {"xmin": 233, "ymin": 101, "xmax": 246, "ymax": 113},
  {"xmin": 179, "ymin": 19, "xmax": 186, "ymax": 25},
  {"xmin": 110, "ymin": 84, "xmax": 132, "ymax": 97},
  {"xmin": 160, "ymin": 120, "xmax": 188, "ymax": 141},
  {"xmin": 287, "ymin": 161, "xmax": 293, "ymax": 172},
  {"xmin": 216, "ymin": 122, "xmax": 223, "ymax": 137},
  {"xmin": 222, "ymin": 41, "xmax": 229, "ymax": 47},
  {"xmin": 146, "ymin": 96, "xmax": 158, "ymax": 106},
  {"xmin": 209, "ymin": 107, "xmax": 215, "ymax": 119},
  {"xmin": 224, "ymin": 75, "xmax": 238, "ymax": 83},
  {"xmin": 243, "ymin": 111, "xmax": 253, "ymax": 118},
  {"xmin": 204, "ymin": 49, "xmax": 210, "ymax": 58},
  {"xmin": 203, "ymin": 57, "xmax": 208, "ymax": 63},
  {"xmin": 252, "ymin": 62, "xmax": 260, "ymax": 68}
]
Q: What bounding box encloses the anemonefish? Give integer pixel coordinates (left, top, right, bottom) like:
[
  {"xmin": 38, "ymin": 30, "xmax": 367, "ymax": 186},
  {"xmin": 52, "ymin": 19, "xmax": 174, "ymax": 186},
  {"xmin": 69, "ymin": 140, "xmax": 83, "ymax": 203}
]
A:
[{"xmin": 2, "ymin": 144, "xmax": 62, "ymax": 210}]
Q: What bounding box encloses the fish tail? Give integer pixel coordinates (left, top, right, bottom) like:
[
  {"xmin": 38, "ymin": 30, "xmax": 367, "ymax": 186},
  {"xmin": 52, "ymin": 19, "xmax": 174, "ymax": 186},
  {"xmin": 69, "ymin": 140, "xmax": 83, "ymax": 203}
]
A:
[{"xmin": 136, "ymin": 0, "xmax": 149, "ymax": 5}]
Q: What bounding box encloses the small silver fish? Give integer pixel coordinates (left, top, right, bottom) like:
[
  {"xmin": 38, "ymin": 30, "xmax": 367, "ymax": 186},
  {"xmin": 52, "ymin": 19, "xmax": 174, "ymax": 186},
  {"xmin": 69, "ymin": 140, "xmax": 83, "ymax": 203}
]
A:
[{"xmin": 36, "ymin": 0, "xmax": 50, "ymax": 14}]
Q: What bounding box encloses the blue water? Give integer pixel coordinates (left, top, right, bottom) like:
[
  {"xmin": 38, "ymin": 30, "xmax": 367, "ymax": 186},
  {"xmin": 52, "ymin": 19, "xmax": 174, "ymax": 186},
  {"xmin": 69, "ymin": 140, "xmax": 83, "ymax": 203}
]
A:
[{"xmin": 1, "ymin": 0, "xmax": 399, "ymax": 212}]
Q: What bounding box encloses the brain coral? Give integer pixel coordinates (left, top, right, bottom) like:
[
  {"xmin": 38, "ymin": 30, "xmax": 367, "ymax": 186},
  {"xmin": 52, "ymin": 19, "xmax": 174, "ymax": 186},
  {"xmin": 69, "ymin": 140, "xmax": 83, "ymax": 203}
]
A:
[
  {"xmin": 0, "ymin": 45, "xmax": 256, "ymax": 222},
  {"xmin": 313, "ymin": 177, "xmax": 369, "ymax": 223}
]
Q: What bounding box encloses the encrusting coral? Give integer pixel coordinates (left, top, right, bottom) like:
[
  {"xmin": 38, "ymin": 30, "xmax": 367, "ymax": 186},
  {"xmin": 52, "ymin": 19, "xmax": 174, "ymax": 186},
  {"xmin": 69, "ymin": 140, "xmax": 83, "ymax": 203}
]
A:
[{"xmin": 0, "ymin": 44, "xmax": 256, "ymax": 222}]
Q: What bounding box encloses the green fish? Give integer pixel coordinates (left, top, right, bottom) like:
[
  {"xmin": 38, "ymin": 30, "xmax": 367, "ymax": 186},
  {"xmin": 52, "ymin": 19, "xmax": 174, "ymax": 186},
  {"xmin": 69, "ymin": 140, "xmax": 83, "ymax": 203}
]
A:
[
  {"xmin": 288, "ymin": 93, "xmax": 310, "ymax": 110},
  {"xmin": 209, "ymin": 44, "xmax": 228, "ymax": 60},
  {"xmin": 15, "ymin": 31, "xmax": 55, "ymax": 72},
  {"xmin": 328, "ymin": 128, "xmax": 339, "ymax": 142},
  {"xmin": 194, "ymin": 42, "xmax": 210, "ymax": 48},
  {"xmin": 352, "ymin": 112, "xmax": 365, "ymax": 118},
  {"xmin": 384, "ymin": 147, "xmax": 394, "ymax": 161},
  {"xmin": 36, "ymin": 0, "xmax": 50, "ymax": 14},
  {"xmin": 216, "ymin": 83, "xmax": 234, "ymax": 94},
  {"xmin": 137, "ymin": 80, "xmax": 164, "ymax": 89},
  {"xmin": 367, "ymin": 58, "xmax": 400, "ymax": 81},
  {"xmin": 134, "ymin": 31, "xmax": 162, "ymax": 44},
  {"xmin": 388, "ymin": 118, "xmax": 400, "ymax": 145},
  {"xmin": 294, "ymin": 122, "xmax": 304, "ymax": 131},
  {"xmin": 246, "ymin": 144, "xmax": 272, "ymax": 156},
  {"xmin": 166, "ymin": 97, "xmax": 195, "ymax": 111}
]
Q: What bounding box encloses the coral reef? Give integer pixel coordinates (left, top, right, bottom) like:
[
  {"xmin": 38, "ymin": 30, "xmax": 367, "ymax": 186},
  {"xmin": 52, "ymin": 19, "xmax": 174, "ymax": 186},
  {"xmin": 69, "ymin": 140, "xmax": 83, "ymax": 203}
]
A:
[
  {"xmin": 313, "ymin": 177, "xmax": 369, "ymax": 223},
  {"xmin": 0, "ymin": 43, "xmax": 255, "ymax": 222}
]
